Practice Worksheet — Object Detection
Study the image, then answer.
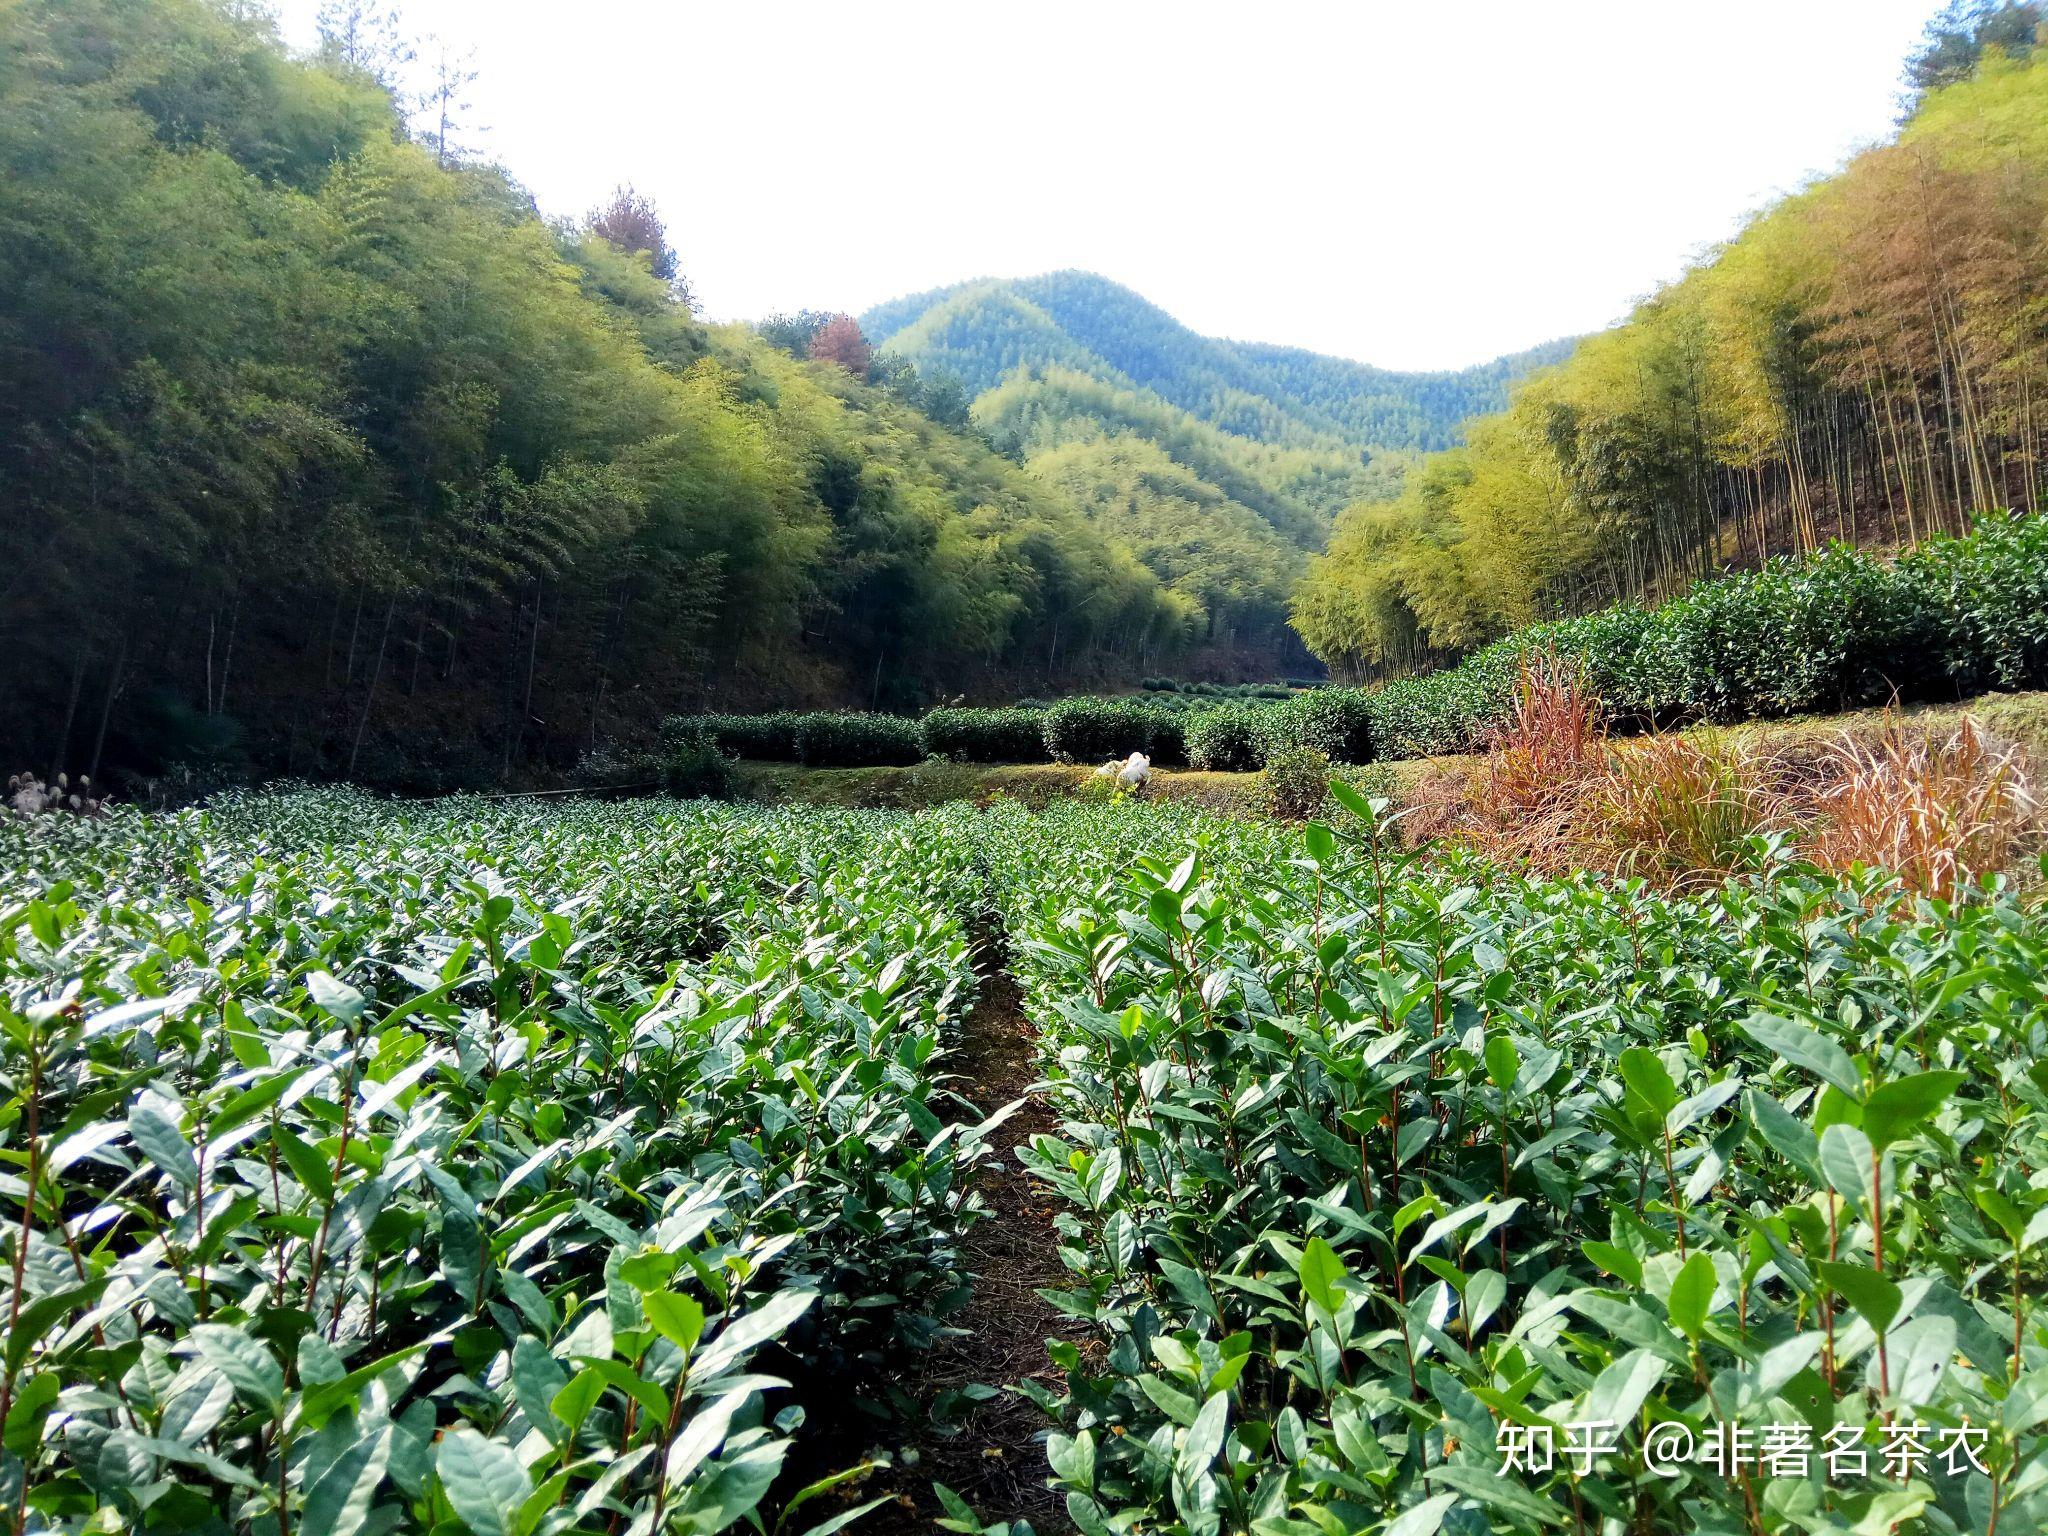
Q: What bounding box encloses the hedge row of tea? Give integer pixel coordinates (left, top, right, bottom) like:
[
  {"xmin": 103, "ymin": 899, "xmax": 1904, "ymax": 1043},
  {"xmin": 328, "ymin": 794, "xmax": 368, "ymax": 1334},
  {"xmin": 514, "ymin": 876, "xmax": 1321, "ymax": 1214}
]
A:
[
  {"xmin": 0, "ymin": 792, "xmax": 990, "ymax": 1535},
  {"xmin": 973, "ymin": 793, "xmax": 2048, "ymax": 1534},
  {"xmin": 684, "ymin": 511, "xmax": 2048, "ymax": 774},
  {"xmin": 1364, "ymin": 508, "xmax": 2048, "ymax": 758},
  {"xmin": 11, "ymin": 787, "xmax": 2048, "ymax": 1533},
  {"xmin": 686, "ymin": 694, "xmax": 1371, "ymax": 771}
]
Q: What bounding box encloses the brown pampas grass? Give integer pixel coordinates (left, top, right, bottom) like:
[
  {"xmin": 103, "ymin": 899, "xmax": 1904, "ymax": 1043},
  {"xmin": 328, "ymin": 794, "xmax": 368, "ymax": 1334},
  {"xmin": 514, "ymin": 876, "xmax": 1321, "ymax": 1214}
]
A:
[{"xmin": 1801, "ymin": 717, "xmax": 2035, "ymax": 901}]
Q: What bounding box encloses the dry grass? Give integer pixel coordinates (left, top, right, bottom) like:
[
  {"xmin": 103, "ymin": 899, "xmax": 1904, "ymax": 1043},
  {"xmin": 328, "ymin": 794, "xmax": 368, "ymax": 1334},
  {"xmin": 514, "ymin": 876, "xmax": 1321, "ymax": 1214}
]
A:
[
  {"xmin": 1800, "ymin": 717, "xmax": 2035, "ymax": 900},
  {"xmin": 1422, "ymin": 672, "xmax": 2038, "ymax": 892},
  {"xmin": 1589, "ymin": 729, "xmax": 1770, "ymax": 889},
  {"xmin": 1476, "ymin": 654, "xmax": 1606, "ymax": 821}
]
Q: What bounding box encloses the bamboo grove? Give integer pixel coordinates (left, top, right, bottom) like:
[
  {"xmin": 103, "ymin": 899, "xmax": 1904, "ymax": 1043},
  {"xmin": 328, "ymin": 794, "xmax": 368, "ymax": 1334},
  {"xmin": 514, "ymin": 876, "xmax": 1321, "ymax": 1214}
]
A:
[
  {"xmin": 1294, "ymin": 38, "xmax": 2048, "ymax": 679},
  {"xmin": 0, "ymin": 0, "xmax": 1205, "ymax": 794}
]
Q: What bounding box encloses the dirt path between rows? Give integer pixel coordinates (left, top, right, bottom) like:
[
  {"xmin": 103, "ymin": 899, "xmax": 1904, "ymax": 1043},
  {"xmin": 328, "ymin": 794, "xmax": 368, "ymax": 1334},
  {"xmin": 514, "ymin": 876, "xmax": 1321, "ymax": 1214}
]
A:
[{"xmin": 864, "ymin": 941, "xmax": 1083, "ymax": 1533}]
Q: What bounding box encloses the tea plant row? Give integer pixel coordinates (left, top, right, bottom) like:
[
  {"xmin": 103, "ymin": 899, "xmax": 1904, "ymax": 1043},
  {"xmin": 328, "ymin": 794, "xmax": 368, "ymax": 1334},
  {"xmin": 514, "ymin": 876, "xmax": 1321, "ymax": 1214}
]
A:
[
  {"xmin": 0, "ymin": 791, "xmax": 992, "ymax": 1535},
  {"xmin": 11, "ymin": 786, "xmax": 2048, "ymax": 1535},
  {"xmin": 969, "ymin": 795, "xmax": 2048, "ymax": 1534}
]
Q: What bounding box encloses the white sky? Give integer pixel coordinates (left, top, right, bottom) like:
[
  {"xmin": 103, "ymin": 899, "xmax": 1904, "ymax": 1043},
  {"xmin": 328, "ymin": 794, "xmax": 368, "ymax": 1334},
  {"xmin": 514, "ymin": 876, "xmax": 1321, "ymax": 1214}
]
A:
[{"xmin": 270, "ymin": 0, "xmax": 1940, "ymax": 371}]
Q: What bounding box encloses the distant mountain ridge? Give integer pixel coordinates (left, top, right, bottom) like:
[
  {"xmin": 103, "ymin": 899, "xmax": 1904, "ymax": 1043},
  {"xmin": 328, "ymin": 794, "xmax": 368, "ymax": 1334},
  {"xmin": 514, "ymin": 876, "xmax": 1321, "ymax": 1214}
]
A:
[
  {"xmin": 854, "ymin": 270, "xmax": 1574, "ymax": 667},
  {"xmin": 861, "ymin": 270, "xmax": 1576, "ymax": 456}
]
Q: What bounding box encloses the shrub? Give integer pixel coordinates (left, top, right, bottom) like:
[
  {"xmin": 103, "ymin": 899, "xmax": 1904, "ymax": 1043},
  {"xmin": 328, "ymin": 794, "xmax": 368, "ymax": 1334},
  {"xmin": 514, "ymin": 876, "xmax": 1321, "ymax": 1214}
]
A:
[
  {"xmin": 698, "ymin": 710, "xmax": 803, "ymax": 761},
  {"xmin": 795, "ymin": 711, "xmax": 925, "ymax": 767},
  {"xmin": 1263, "ymin": 746, "xmax": 1333, "ymax": 820},
  {"xmin": 1257, "ymin": 687, "xmax": 1374, "ymax": 764},
  {"xmin": 655, "ymin": 719, "xmax": 741, "ymax": 798},
  {"xmin": 0, "ymin": 793, "xmax": 990, "ymax": 1533},
  {"xmin": 576, "ymin": 724, "xmax": 738, "ymax": 800},
  {"xmin": 1147, "ymin": 709, "xmax": 1189, "ymax": 767},
  {"xmin": 1043, "ymin": 697, "xmax": 1176, "ymax": 764},
  {"xmin": 1185, "ymin": 705, "xmax": 1271, "ymax": 772},
  {"xmin": 1349, "ymin": 511, "xmax": 2048, "ymax": 759},
  {"xmin": 1901, "ymin": 510, "xmax": 2048, "ymax": 696},
  {"xmin": 1552, "ymin": 603, "xmax": 1678, "ymax": 724},
  {"xmin": 1360, "ymin": 675, "xmax": 1472, "ymax": 760},
  {"xmin": 920, "ymin": 706, "xmax": 1048, "ymax": 763}
]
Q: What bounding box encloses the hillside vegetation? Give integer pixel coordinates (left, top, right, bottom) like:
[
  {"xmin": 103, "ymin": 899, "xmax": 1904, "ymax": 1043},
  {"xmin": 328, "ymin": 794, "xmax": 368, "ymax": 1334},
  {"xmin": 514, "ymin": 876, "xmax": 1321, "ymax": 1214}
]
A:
[
  {"xmin": 1298, "ymin": 32, "xmax": 2048, "ymax": 676},
  {"xmin": 860, "ymin": 274, "xmax": 1571, "ymax": 663},
  {"xmin": 0, "ymin": 0, "xmax": 1214, "ymax": 792},
  {"xmin": 862, "ymin": 270, "xmax": 1574, "ymax": 456}
]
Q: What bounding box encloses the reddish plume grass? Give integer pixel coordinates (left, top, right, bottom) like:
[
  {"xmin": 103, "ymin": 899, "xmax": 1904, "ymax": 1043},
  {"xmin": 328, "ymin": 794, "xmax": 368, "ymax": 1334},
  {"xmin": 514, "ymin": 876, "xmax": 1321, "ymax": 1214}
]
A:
[
  {"xmin": 1476, "ymin": 654, "xmax": 1606, "ymax": 823},
  {"xmin": 1801, "ymin": 717, "xmax": 2035, "ymax": 900}
]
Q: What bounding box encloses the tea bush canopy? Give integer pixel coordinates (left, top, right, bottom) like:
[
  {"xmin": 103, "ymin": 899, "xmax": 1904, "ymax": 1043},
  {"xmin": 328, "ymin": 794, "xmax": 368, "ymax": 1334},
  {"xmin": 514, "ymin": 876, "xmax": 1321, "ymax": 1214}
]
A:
[{"xmin": 8, "ymin": 784, "xmax": 2048, "ymax": 1531}]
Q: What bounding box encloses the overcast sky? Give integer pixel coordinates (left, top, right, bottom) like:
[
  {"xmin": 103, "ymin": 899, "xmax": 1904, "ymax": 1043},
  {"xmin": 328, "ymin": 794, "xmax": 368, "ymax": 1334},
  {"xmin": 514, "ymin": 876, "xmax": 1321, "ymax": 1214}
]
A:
[{"xmin": 270, "ymin": 0, "xmax": 1940, "ymax": 371}]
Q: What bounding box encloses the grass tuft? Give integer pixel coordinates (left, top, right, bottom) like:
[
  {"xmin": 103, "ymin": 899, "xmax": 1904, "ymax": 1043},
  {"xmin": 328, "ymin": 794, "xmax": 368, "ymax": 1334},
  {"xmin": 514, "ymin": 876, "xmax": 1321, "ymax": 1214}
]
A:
[
  {"xmin": 1475, "ymin": 653, "xmax": 1606, "ymax": 824},
  {"xmin": 1589, "ymin": 729, "xmax": 1767, "ymax": 889},
  {"xmin": 1803, "ymin": 716, "xmax": 2035, "ymax": 900}
]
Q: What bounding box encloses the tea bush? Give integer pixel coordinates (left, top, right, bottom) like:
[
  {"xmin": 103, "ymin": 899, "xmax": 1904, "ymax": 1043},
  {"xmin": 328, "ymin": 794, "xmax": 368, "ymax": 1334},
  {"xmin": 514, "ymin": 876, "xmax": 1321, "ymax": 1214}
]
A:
[
  {"xmin": 793, "ymin": 710, "xmax": 925, "ymax": 767},
  {"xmin": 1369, "ymin": 510, "xmax": 2048, "ymax": 754},
  {"xmin": 920, "ymin": 706, "xmax": 1050, "ymax": 763},
  {"xmin": 1262, "ymin": 745, "xmax": 1333, "ymax": 820},
  {"xmin": 1256, "ymin": 686, "xmax": 1376, "ymax": 764},
  {"xmin": 1043, "ymin": 698, "xmax": 1185, "ymax": 766},
  {"xmin": 654, "ymin": 719, "xmax": 742, "ymax": 799},
  {"xmin": 1184, "ymin": 707, "xmax": 1266, "ymax": 772},
  {"xmin": 0, "ymin": 794, "xmax": 989, "ymax": 1535},
  {"xmin": 971, "ymin": 793, "xmax": 2048, "ymax": 1535},
  {"xmin": 577, "ymin": 722, "xmax": 739, "ymax": 800},
  {"xmin": 695, "ymin": 710, "xmax": 804, "ymax": 762},
  {"xmin": 14, "ymin": 778, "xmax": 2048, "ymax": 1535}
]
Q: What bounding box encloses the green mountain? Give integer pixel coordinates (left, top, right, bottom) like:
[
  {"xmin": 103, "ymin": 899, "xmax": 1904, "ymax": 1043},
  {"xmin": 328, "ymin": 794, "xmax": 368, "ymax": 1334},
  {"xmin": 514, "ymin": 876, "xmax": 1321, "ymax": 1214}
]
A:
[
  {"xmin": 858, "ymin": 273, "xmax": 1573, "ymax": 658},
  {"xmin": 862, "ymin": 271, "xmax": 1576, "ymax": 456}
]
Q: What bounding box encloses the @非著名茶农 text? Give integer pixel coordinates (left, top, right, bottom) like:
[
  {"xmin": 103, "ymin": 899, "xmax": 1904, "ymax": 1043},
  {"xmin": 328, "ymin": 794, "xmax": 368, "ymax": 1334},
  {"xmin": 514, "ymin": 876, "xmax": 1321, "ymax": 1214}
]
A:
[{"xmin": 1496, "ymin": 1418, "xmax": 1991, "ymax": 1481}]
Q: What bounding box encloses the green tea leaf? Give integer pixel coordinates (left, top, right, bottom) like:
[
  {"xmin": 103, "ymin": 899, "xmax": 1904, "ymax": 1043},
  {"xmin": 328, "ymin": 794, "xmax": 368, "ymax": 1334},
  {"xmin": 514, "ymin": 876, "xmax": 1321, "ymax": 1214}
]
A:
[
  {"xmin": 435, "ymin": 1428, "xmax": 531, "ymax": 1536},
  {"xmin": 1666, "ymin": 1251, "xmax": 1716, "ymax": 1342},
  {"xmin": 1739, "ymin": 1014, "xmax": 1862, "ymax": 1100},
  {"xmin": 1862, "ymin": 1071, "xmax": 1965, "ymax": 1151},
  {"xmin": 1816, "ymin": 1260, "xmax": 1902, "ymax": 1334},
  {"xmin": 1297, "ymin": 1237, "xmax": 1347, "ymax": 1314}
]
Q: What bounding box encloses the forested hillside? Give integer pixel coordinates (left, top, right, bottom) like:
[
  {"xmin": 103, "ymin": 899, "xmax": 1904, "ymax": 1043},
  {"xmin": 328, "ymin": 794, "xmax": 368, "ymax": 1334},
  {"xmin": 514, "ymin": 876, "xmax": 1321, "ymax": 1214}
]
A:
[
  {"xmin": 1297, "ymin": 15, "xmax": 2048, "ymax": 677},
  {"xmin": 862, "ymin": 270, "xmax": 1574, "ymax": 454},
  {"xmin": 0, "ymin": 0, "xmax": 1203, "ymax": 791},
  {"xmin": 854, "ymin": 272, "xmax": 1570, "ymax": 665}
]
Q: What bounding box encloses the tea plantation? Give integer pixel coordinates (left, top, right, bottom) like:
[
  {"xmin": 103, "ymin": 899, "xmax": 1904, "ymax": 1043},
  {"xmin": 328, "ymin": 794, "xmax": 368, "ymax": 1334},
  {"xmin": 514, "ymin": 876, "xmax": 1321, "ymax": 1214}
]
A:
[{"xmin": 3, "ymin": 789, "xmax": 2045, "ymax": 1534}]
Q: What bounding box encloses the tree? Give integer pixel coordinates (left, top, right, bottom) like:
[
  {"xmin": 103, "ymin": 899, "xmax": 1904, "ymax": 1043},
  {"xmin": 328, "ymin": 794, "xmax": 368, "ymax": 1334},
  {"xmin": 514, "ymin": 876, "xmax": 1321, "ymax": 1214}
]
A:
[
  {"xmin": 315, "ymin": 0, "xmax": 413, "ymax": 86},
  {"xmin": 416, "ymin": 40, "xmax": 479, "ymax": 165},
  {"xmin": 0, "ymin": 0, "xmax": 1207, "ymax": 784},
  {"xmin": 588, "ymin": 184, "xmax": 687, "ymax": 302},
  {"xmin": 1904, "ymin": 1, "xmax": 2042, "ymax": 104},
  {"xmin": 919, "ymin": 370, "xmax": 973, "ymax": 430},
  {"xmin": 756, "ymin": 310, "xmax": 832, "ymax": 358},
  {"xmin": 806, "ymin": 314, "xmax": 872, "ymax": 376}
]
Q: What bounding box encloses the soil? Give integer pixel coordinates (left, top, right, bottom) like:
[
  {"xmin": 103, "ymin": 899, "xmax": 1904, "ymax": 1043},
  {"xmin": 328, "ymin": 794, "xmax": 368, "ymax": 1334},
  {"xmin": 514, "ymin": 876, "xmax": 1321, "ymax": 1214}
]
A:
[{"xmin": 860, "ymin": 938, "xmax": 1084, "ymax": 1534}]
